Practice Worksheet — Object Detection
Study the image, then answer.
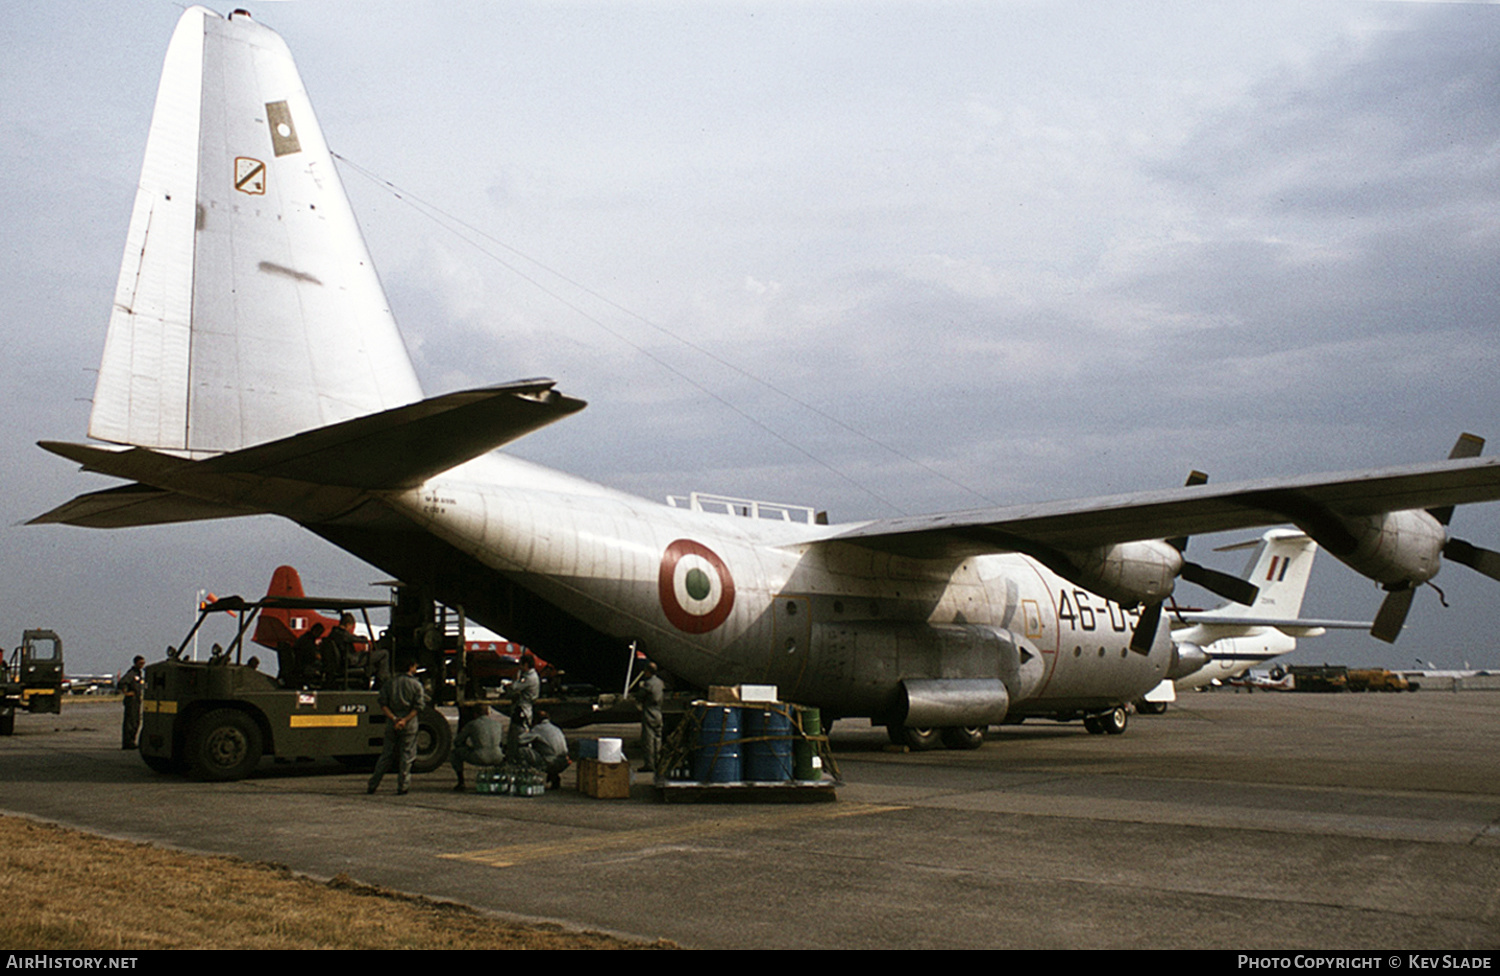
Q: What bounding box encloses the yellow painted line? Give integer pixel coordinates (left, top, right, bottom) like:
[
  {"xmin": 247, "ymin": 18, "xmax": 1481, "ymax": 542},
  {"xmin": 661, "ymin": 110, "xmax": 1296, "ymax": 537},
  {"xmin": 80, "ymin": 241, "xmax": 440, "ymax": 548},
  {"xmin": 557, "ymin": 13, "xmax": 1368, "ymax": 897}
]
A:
[
  {"xmin": 440, "ymin": 802, "xmax": 908, "ymax": 869},
  {"xmin": 289, "ymin": 714, "xmax": 360, "ymax": 729}
]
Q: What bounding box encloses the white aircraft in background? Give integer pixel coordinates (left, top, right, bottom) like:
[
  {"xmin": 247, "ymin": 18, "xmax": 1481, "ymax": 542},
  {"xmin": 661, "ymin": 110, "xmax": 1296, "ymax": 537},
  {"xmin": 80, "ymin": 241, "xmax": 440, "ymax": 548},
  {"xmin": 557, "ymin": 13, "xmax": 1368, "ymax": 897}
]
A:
[
  {"xmin": 32, "ymin": 8, "xmax": 1500, "ymax": 750},
  {"xmin": 1137, "ymin": 530, "xmax": 1370, "ymax": 712}
]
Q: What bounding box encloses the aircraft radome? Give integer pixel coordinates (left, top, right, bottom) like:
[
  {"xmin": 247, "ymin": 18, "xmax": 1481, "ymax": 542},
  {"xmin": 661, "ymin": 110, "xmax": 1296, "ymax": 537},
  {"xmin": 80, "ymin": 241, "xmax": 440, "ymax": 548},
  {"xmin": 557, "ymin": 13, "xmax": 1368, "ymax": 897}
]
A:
[{"xmin": 32, "ymin": 8, "xmax": 1500, "ymax": 749}]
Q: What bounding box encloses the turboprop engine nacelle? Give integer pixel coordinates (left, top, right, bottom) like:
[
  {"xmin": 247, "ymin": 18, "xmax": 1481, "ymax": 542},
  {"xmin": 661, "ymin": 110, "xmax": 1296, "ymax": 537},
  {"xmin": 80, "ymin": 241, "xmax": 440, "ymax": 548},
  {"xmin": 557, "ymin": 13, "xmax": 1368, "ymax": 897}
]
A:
[
  {"xmin": 1056, "ymin": 540, "xmax": 1184, "ymax": 607},
  {"xmin": 1320, "ymin": 509, "xmax": 1446, "ymax": 586},
  {"xmin": 1168, "ymin": 641, "xmax": 1209, "ymax": 681}
]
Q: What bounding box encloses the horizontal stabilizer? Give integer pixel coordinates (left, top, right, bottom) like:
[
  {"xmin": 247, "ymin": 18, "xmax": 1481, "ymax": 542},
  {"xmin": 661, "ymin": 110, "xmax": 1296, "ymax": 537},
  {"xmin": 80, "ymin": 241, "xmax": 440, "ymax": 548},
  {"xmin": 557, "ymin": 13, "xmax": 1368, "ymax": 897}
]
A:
[
  {"xmin": 1171, "ymin": 615, "xmax": 1370, "ymax": 631},
  {"xmin": 196, "ymin": 379, "xmax": 585, "ymax": 489},
  {"xmin": 28, "ymin": 483, "xmax": 266, "ymax": 528},
  {"xmin": 35, "ymin": 380, "xmax": 585, "ymax": 525}
]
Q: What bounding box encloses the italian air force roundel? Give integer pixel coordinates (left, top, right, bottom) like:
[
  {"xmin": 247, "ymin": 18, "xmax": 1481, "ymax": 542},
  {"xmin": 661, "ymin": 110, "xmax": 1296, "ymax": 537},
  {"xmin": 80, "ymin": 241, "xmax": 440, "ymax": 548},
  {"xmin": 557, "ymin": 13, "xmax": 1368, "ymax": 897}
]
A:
[{"xmin": 658, "ymin": 539, "xmax": 736, "ymax": 634}]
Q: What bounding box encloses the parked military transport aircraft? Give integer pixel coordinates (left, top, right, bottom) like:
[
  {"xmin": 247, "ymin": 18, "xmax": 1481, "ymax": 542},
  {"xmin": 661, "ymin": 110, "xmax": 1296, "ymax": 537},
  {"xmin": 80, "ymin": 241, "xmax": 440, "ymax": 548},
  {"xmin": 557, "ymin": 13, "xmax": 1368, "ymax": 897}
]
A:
[{"xmin": 31, "ymin": 8, "xmax": 1500, "ymax": 749}]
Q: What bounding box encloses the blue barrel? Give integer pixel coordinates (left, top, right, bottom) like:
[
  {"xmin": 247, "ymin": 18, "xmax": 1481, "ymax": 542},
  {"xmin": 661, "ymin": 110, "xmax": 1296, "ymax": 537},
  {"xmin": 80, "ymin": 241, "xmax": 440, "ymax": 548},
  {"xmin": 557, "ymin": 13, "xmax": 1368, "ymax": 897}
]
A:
[
  {"xmin": 691, "ymin": 704, "xmax": 742, "ymax": 782},
  {"xmin": 744, "ymin": 705, "xmax": 793, "ymax": 782}
]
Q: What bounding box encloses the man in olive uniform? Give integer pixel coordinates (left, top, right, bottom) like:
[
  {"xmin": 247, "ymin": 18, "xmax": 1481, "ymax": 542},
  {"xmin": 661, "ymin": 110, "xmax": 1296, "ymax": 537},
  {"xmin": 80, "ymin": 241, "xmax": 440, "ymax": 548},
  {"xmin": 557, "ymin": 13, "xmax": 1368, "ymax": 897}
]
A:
[
  {"xmin": 518, "ymin": 710, "xmax": 570, "ymax": 789},
  {"xmin": 320, "ymin": 613, "xmax": 357, "ymax": 688},
  {"xmin": 505, "ymin": 651, "xmax": 541, "ymax": 760},
  {"xmin": 450, "ymin": 703, "xmax": 506, "ymax": 791},
  {"xmin": 367, "ymin": 657, "xmax": 428, "ymax": 795},
  {"xmin": 118, "ymin": 655, "xmax": 145, "ymax": 749},
  {"xmin": 633, "ymin": 661, "xmax": 666, "ymax": 773}
]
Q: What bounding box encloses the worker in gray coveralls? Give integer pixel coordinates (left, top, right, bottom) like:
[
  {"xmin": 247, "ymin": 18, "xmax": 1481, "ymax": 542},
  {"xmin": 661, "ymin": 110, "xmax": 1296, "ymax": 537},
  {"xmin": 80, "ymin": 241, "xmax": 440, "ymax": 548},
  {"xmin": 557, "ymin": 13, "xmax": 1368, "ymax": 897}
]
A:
[
  {"xmin": 367, "ymin": 656, "xmax": 427, "ymax": 795},
  {"xmin": 505, "ymin": 651, "xmax": 541, "ymax": 759},
  {"xmin": 450, "ymin": 703, "xmax": 506, "ymax": 791},
  {"xmin": 633, "ymin": 661, "xmax": 665, "ymax": 773},
  {"xmin": 518, "ymin": 710, "xmax": 570, "ymax": 789}
]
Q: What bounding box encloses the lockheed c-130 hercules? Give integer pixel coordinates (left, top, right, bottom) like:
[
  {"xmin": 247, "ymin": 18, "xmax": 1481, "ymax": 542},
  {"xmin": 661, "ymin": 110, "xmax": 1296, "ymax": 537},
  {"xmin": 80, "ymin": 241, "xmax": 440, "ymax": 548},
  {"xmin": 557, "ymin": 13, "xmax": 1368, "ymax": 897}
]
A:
[{"xmin": 33, "ymin": 7, "xmax": 1500, "ymax": 750}]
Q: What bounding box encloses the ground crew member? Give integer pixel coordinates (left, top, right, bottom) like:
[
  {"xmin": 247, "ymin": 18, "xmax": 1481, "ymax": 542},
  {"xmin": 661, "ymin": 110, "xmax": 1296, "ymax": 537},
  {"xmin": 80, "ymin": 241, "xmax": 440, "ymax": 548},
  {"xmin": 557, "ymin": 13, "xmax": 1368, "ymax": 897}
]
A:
[
  {"xmin": 321, "ymin": 612, "xmax": 357, "ymax": 688},
  {"xmin": 367, "ymin": 656, "xmax": 427, "ymax": 795},
  {"xmin": 450, "ymin": 703, "xmax": 506, "ymax": 791},
  {"xmin": 518, "ymin": 710, "xmax": 570, "ymax": 790},
  {"xmin": 505, "ymin": 651, "xmax": 541, "ymax": 759},
  {"xmin": 118, "ymin": 655, "xmax": 145, "ymax": 749},
  {"xmin": 633, "ymin": 661, "xmax": 666, "ymax": 773}
]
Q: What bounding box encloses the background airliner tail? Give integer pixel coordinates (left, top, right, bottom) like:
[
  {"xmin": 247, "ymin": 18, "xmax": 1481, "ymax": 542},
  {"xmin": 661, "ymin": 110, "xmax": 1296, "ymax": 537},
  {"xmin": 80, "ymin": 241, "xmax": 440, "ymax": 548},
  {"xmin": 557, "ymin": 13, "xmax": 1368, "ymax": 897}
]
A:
[
  {"xmin": 89, "ymin": 6, "xmax": 423, "ymax": 456},
  {"xmin": 1198, "ymin": 530, "xmax": 1317, "ymax": 621}
]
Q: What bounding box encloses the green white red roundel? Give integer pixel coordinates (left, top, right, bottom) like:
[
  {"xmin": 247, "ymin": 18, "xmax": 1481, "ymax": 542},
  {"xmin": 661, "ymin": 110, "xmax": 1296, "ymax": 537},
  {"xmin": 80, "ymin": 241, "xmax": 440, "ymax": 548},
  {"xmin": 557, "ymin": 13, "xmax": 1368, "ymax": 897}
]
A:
[{"xmin": 658, "ymin": 539, "xmax": 736, "ymax": 634}]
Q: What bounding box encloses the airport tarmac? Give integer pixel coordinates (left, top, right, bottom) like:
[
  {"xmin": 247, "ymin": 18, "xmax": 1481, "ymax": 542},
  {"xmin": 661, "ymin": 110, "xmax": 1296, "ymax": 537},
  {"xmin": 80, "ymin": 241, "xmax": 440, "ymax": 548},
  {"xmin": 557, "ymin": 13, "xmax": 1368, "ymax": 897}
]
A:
[{"xmin": 2, "ymin": 692, "xmax": 1498, "ymax": 949}]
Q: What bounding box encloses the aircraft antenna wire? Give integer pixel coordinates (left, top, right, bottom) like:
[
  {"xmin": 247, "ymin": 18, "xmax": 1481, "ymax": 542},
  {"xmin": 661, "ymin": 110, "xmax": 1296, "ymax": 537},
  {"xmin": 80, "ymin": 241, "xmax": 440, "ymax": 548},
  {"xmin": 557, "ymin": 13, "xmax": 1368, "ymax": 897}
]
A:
[{"xmin": 333, "ymin": 153, "xmax": 999, "ymax": 515}]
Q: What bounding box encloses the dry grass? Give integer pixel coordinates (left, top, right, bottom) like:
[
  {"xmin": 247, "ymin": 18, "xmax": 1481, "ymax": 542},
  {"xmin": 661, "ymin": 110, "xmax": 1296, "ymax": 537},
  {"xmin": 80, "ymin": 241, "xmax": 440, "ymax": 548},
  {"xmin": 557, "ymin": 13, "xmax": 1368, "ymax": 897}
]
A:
[{"xmin": 0, "ymin": 816, "xmax": 672, "ymax": 949}]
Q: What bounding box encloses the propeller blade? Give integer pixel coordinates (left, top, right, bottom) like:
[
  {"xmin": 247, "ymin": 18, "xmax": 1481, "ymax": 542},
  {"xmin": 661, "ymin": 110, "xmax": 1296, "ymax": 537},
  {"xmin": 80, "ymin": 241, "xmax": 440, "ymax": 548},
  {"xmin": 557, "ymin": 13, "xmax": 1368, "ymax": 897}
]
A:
[
  {"xmin": 1443, "ymin": 537, "xmax": 1500, "ymax": 582},
  {"xmin": 1181, "ymin": 561, "xmax": 1260, "ymax": 607},
  {"xmin": 1370, "ymin": 586, "xmax": 1416, "ymax": 644},
  {"xmin": 1130, "ymin": 601, "xmax": 1162, "ymax": 654},
  {"xmin": 1166, "ymin": 470, "xmax": 1209, "ymax": 552},
  {"xmin": 1429, "ymin": 433, "xmax": 1485, "ymax": 525}
]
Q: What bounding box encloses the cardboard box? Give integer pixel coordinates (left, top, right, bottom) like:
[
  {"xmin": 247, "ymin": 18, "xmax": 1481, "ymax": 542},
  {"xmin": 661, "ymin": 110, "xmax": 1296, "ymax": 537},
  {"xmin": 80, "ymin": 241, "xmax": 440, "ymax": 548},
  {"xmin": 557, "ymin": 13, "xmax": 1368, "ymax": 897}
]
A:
[{"xmin": 577, "ymin": 758, "xmax": 631, "ymax": 799}]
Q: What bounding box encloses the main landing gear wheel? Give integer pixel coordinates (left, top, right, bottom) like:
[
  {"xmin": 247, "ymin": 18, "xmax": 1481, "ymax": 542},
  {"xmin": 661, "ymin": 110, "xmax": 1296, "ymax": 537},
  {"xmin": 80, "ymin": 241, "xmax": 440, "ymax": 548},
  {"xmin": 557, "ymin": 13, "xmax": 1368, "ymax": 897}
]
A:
[
  {"xmin": 1135, "ymin": 700, "xmax": 1168, "ymax": 716},
  {"xmin": 186, "ymin": 708, "xmax": 263, "ymax": 781},
  {"xmin": 887, "ymin": 725, "xmax": 940, "ymax": 751},
  {"xmin": 1083, "ymin": 707, "xmax": 1129, "ymax": 736},
  {"xmin": 410, "ymin": 707, "xmax": 453, "ymax": 774},
  {"xmin": 940, "ymin": 726, "xmax": 986, "ymax": 750}
]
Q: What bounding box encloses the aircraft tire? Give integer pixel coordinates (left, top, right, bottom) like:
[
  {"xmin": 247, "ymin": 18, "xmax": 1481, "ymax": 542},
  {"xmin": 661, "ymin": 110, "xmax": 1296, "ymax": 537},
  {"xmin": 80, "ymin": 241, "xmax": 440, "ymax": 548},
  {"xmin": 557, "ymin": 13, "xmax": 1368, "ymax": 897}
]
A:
[
  {"xmin": 887, "ymin": 725, "xmax": 940, "ymax": 751},
  {"xmin": 1101, "ymin": 706, "xmax": 1128, "ymax": 735},
  {"xmin": 185, "ymin": 708, "xmax": 263, "ymax": 781},
  {"xmin": 940, "ymin": 726, "xmax": 986, "ymax": 750},
  {"xmin": 1135, "ymin": 701, "xmax": 1168, "ymax": 715},
  {"xmin": 410, "ymin": 707, "xmax": 453, "ymax": 774}
]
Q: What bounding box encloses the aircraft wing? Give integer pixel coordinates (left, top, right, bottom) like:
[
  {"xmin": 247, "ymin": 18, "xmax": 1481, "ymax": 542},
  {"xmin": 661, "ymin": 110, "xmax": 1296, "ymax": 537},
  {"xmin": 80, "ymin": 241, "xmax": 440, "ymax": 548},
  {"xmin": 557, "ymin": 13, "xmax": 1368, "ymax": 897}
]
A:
[{"xmin": 830, "ymin": 456, "xmax": 1500, "ymax": 558}]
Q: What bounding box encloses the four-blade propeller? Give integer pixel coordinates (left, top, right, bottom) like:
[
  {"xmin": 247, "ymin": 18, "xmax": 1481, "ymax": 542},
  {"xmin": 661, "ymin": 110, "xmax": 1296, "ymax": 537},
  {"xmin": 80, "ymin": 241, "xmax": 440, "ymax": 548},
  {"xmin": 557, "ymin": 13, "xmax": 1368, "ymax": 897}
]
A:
[{"xmin": 1371, "ymin": 434, "xmax": 1500, "ymax": 643}]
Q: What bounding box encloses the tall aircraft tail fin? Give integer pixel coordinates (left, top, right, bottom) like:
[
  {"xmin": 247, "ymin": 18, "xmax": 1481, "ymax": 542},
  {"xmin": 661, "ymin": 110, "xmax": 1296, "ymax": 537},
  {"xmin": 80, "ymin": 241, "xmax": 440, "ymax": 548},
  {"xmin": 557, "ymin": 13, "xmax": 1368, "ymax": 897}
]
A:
[
  {"xmin": 1201, "ymin": 530, "xmax": 1317, "ymax": 619},
  {"xmin": 91, "ymin": 7, "xmax": 423, "ymax": 456},
  {"xmin": 252, "ymin": 565, "xmax": 329, "ymax": 651}
]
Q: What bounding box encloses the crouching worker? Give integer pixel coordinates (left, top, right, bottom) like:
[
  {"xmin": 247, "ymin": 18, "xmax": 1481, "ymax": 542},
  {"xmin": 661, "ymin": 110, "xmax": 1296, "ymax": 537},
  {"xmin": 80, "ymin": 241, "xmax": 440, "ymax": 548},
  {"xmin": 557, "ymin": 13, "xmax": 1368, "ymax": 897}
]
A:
[
  {"xmin": 451, "ymin": 703, "xmax": 507, "ymax": 792},
  {"xmin": 518, "ymin": 710, "xmax": 570, "ymax": 790}
]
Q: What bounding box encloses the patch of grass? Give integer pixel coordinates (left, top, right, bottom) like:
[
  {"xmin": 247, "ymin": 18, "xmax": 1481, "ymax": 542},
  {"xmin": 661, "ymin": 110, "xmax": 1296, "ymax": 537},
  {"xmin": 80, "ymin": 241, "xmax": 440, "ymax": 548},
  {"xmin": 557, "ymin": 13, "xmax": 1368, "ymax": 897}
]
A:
[{"xmin": 0, "ymin": 816, "xmax": 672, "ymax": 949}]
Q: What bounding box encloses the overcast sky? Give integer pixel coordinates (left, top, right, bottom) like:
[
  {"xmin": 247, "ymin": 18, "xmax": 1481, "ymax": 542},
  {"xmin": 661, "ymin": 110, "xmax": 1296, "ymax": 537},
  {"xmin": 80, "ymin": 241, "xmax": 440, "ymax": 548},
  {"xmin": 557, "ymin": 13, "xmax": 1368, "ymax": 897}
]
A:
[{"xmin": 4, "ymin": 1, "xmax": 1500, "ymax": 677}]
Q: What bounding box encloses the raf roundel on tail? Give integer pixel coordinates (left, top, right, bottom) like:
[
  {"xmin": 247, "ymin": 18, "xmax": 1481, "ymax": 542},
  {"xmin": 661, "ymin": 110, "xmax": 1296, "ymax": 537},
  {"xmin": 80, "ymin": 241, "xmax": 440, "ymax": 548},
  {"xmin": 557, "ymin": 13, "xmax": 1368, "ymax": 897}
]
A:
[{"xmin": 32, "ymin": 7, "xmax": 1500, "ymax": 748}]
